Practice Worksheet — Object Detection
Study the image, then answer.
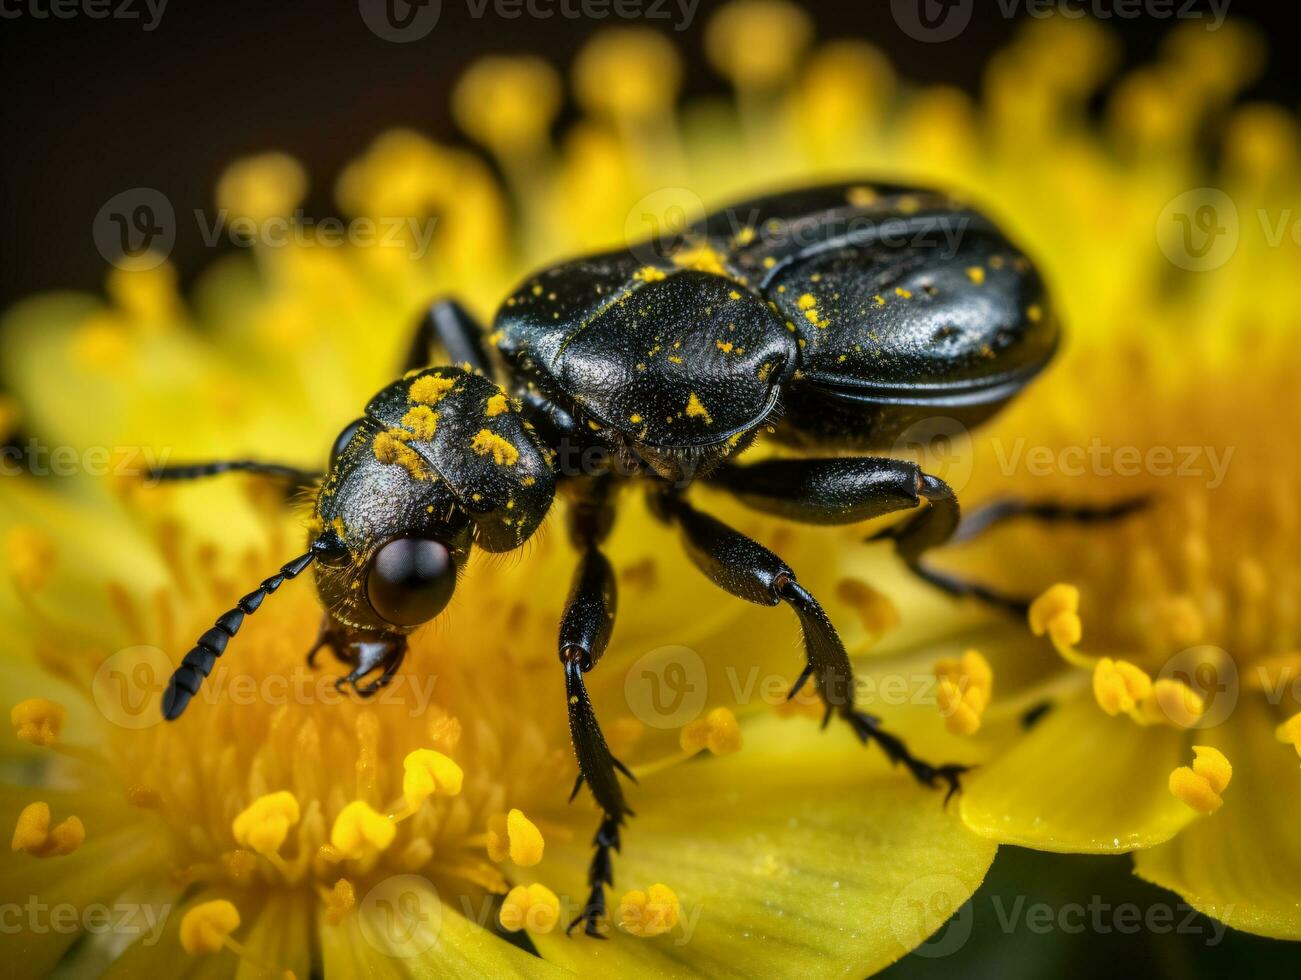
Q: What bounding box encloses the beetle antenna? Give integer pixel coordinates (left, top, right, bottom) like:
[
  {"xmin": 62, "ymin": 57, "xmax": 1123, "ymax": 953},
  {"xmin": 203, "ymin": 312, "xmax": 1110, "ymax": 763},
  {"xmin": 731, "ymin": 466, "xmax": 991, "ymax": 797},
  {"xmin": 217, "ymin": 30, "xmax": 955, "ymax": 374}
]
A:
[{"xmin": 161, "ymin": 537, "xmax": 333, "ymax": 720}]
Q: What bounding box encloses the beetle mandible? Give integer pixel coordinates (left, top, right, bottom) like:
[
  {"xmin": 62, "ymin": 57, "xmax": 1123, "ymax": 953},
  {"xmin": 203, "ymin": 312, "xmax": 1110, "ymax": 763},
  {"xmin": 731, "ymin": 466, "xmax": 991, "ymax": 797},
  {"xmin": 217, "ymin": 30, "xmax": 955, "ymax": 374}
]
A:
[{"xmin": 155, "ymin": 182, "xmax": 1143, "ymax": 936}]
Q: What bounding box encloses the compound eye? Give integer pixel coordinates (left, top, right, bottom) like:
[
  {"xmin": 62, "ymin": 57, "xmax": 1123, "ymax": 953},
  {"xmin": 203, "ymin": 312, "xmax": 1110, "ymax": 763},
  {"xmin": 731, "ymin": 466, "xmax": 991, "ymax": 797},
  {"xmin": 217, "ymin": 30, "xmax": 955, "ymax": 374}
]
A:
[
  {"xmin": 366, "ymin": 538, "xmax": 457, "ymax": 627},
  {"xmin": 330, "ymin": 419, "xmax": 364, "ymax": 467}
]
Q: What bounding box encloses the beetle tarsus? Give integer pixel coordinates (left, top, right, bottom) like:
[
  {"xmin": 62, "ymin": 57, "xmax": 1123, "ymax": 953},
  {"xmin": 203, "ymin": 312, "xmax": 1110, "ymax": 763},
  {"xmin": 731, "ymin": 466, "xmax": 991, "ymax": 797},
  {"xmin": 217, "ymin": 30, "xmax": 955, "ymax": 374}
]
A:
[
  {"xmin": 567, "ymin": 814, "xmax": 621, "ymax": 938},
  {"xmin": 843, "ymin": 708, "xmax": 968, "ymax": 803}
]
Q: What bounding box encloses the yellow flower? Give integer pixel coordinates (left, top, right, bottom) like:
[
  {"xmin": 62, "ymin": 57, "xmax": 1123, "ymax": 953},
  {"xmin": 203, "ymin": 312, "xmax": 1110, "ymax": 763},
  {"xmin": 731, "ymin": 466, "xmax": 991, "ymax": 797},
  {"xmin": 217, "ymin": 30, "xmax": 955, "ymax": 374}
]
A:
[
  {"xmin": 0, "ymin": 7, "xmax": 996, "ymax": 975},
  {"xmin": 6, "ymin": 4, "xmax": 1294, "ymax": 974}
]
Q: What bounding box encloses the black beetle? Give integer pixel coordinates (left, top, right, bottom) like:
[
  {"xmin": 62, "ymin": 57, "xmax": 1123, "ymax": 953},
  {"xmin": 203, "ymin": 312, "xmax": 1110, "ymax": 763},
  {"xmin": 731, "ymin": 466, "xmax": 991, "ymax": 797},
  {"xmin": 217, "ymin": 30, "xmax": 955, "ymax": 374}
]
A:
[{"xmin": 154, "ymin": 182, "xmax": 1143, "ymax": 935}]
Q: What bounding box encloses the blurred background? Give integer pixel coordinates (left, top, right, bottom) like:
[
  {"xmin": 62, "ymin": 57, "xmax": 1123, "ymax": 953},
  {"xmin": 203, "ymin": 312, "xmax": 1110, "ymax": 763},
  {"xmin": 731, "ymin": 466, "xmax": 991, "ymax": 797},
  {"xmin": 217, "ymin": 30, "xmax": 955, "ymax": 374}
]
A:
[{"xmin": 1, "ymin": 0, "xmax": 1298, "ymax": 976}]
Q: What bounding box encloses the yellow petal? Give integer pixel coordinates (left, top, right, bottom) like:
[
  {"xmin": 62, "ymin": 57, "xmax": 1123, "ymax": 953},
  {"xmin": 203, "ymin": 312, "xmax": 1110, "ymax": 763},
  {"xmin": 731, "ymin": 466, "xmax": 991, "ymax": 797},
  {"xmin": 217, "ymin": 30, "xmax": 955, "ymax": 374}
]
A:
[
  {"xmin": 1136, "ymin": 700, "xmax": 1301, "ymax": 940},
  {"xmin": 528, "ymin": 712, "xmax": 995, "ymax": 976},
  {"xmin": 961, "ymin": 691, "xmax": 1196, "ymax": 851}
]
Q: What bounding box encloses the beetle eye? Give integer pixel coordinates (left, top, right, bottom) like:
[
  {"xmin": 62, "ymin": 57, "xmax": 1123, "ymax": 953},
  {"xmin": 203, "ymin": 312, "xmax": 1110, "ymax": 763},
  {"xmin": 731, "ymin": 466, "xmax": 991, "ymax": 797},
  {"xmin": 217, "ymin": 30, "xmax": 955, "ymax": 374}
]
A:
[
  {"xmin": 366, "ymin": 538, "xmax": 457, "ymax": 627},
  {"xmin": 330, "ymin": 419, "xmax": 364, "ymax": 467}
]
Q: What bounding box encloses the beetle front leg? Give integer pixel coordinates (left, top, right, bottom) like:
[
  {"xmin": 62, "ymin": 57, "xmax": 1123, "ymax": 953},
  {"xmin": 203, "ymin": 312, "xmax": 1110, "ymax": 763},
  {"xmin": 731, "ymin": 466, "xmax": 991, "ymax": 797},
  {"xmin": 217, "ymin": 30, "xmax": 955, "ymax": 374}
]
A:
[
  {"xmin": 305, "ymin": 616, "xmax": 408, "ymax": 696},
  {"xmin": 558, "ymin": 508, "xmax": 635, "ymax": 937},
  {"xmin": 655, "ymin": 491, "xmax": 966, "ymax": 798}
]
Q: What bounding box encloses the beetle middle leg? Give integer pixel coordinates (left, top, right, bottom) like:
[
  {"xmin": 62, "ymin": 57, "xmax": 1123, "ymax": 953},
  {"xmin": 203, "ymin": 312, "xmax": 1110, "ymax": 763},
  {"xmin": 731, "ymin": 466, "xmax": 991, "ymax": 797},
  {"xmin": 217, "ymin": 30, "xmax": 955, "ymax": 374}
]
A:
[
  {"xmin": 653, "ymin": 490, "xmax": 967, "ymax": 798},
  {"xmin": 712, "ymin": 456, "xmax": 1099, "ymax": 617}
]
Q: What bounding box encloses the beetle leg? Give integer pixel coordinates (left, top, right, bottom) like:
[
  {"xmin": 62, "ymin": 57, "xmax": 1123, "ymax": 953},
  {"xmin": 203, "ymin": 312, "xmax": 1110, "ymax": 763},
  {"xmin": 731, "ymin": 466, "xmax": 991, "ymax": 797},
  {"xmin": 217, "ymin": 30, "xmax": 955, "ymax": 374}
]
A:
[
  {"xmin": 558, "ymin": 487, "xmax": 635, "ymax": 938},
  {"xmin": 947, "ymin": 495, "xmax": 1150, "ymax": 544},
  {"xmin": 150, "ymin": 459, "xmax": 321, "ymax": 490},
  {"xmin": 403, "ymin": 296, "xmax": 497, "ymax": 377},
  {"xmin": 712, "ymin": 456, "xmax": 1040, "ymax": 617},
  {"xmin": 654, "ymin": 491, "xmax": 967, "ymax": 798}
]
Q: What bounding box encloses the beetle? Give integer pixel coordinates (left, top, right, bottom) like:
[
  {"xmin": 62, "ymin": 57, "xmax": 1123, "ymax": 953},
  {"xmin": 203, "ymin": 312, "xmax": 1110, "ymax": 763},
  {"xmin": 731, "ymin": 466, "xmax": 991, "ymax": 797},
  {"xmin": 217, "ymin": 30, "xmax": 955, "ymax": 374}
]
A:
[{"xmin": 155, "ymin": 182, "xmax": 1143, "ymax": 936}]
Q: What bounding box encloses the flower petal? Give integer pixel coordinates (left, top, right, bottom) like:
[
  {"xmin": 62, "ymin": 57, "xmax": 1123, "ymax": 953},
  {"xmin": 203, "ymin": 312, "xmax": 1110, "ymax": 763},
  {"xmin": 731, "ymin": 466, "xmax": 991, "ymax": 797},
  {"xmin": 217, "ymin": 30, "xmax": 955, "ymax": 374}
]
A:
[
  {"xmin": 961, "ymin": 691, "xmax": 1196, "ymax": 852},
  {"xmin": 318, "ymin": 874, "xmax": 567, "ymax": 979},
  {"xmin": 1134, "ymin": 699, "xmax": 1301, "ymax": 940},
  {"xmin": 528, "ymin": 712, "xmax": 996, "ymax": 977}
]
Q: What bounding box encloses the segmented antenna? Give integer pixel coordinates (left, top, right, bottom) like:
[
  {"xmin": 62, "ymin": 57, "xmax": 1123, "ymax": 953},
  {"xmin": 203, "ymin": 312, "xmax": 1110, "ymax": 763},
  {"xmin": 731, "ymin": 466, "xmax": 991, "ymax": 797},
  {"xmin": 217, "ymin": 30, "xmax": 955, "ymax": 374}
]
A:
[
  {"xmin": 152, "ymin": 460, "xmax": 321, "ymax": 483},
  {"xmin": 161, "ymin": 545, "xmax": 320, "ymax": 720}
]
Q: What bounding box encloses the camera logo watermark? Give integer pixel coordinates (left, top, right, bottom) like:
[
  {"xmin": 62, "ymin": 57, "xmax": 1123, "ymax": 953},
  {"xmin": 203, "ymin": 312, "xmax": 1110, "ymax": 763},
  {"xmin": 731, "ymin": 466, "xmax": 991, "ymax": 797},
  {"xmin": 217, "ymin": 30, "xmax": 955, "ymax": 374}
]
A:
[
  {"xmin": 358, "ymin": 0, "xmax": 441, "ymax": 42},
  {"xmin": 93, "ymin": 189, "xmax": 176, "ymax": 271},
  {"xmin": 624, "ymin": 644, "xmax": 708, "ymax": 729},
  {"xmin": 892, "ymin": 0, "xmax": 1231, "ymax": 44},
  {"xmin": 359, "ymin": 876, "xmax": 443, "ymax": 957},
  {"xmin": 1157, "ymin": 187, "xmax": 1240, "ymax": 272}
]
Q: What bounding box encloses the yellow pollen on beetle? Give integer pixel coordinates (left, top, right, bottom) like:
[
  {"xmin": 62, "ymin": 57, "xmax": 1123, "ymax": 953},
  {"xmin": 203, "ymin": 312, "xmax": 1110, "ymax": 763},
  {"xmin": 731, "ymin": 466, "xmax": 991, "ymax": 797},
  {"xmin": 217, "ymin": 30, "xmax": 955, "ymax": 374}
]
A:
[
  {"xmin": 629, "ymin": 413, "xmax": 643, "ymax": 424},
  {"xmin": 617, "ymin": 883, "xmax": 682, "ymax": 938},
  {"xmin": 499, "ymin": 883, "xmax": 561, "ymax": 934},
  {"xmin": 11, "ymin": 801, "xmax": 84, "ymax": 858},
  {"xmin": 485, "ymin": 393, "xmax": 510, "ymax": 417},
  {"xmin": 797, "ymin": 293, "xmax": 816, "ymax": 310},
  {"xmin": 1027, "ymin": 304, "xmax": 1044, "ymax": 322},
  {"xmin": 1028, "ymin": 583, "xmax": 1084, "ymax": 659},
  {"xmin": 232, "ymin": 791, "xmax": 301, "ymax": 856},
  {"xmin": 934, "ymin": 649, "xmax": 993, "ymax": 736},
  {"xmin": 180, "ymin": 900, "xmax": 241, "ymax": 956},
  {"xmin": 400, "ymin": 405, "xmax": 439, "ymax": 440},
  {"xmin": 894, "ymin": 287, "xmax": 913, "ymax": 299},
  {"xmin": 1169, "ymin": 746, "xmax": 1232, "ymax": 814},
  {"xmin": 685, "ymin": 392, "xmax": 712, "ymax": 423},
  {"xmin": 965, "ymin": 266, "xmax": 986, "ymax": 285},
  {"xmin": 679, "ymin": 706, "xmax": 742, "ymax": 755},
  {"xmin": 329, "ymin": 801, "xmax": 396, "ymax": 859},
  {"xmin": 372, "ymin": 429, "xmax": 430, "ymax": 481},
  {"xmin": 10, "ymin": 698, "xmax": 66, "ymax": 746},
  {"xmin": 7, "ymin": 525, "xmax": 56, "ymax": 592},
  {"xmin": 1092, "ymin": 658, "xmax": 1152, "ymax": 716},
  {"xmin": 671, "ymin": 243, "xmax": 728, "ymax": 275},
  {"xmin": 486, "ymin": 808, "xmax": 545, "ymax": 865},
  {"xmin": 716, "ymin": 339, "xmax": 735, "ymax": 353},
  {"xmin": 634, "ymin": 265, "xmax": 667, "ymax": 282},
  {"xmin": 470, "ymin": 429, "xmax": 520, "ymax": 466},
  {"xmin": 846, "ymin": 185, "xmax": 878, "ymax": 206},
  {"xmin": 402, "ymin": 749, "xmax": 464, "ymax": 809},
  {"xmin": 409, "ymin": 374, "xmax": 457, "ymax": 404}
]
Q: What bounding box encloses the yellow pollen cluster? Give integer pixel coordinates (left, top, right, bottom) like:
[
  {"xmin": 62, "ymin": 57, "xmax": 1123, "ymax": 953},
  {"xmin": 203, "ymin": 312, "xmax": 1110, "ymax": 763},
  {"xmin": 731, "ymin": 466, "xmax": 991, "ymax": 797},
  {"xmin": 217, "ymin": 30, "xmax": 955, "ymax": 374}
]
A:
[
  {"xmin": 321, "ymin": 878, "xmax": 356, "ymax": 925},
  {"xmin": 372, "ymin": 429, "xmax": 431, "ymax": 480},
  {"xmin": 499, "ymin": 883, "xmax": 561, "ymax": 934},
  {"xmin": 232, "ymin": 791, "xmax": 301, "ymax": 856},
  {"xmin": 409, "ymin": 373, "xmax": 457, "ymax": 404},
  {"xmin": 10, "ymin": 801, "xmax": 84, "ymax": 858},
  {"xmin": 485, "ymin": 392, "xmax": 510, "ymax": 417},
  {"xmin": 1276, "ymin": 712, "xmax": 1301, "ymax": 758},
  {"xmin": 400, "ymin": 405, "xmax": 439, "ymax": 440},
  {"xmin": 486, "ymin": 808, "xmax": 545, "ymax": 866},
  {"xmin": 617, "ymin": 883, "xmax": 682, "ymax": 938},
  {"xmin": 402, "ymin": 748, "xmax": 464, "ymax": 808},
  {"xmin": 329, "ymin": 801, "xmax": 396, "ymax": 859},
  {"xmin": 680, "ymin": 706, "xmax": 742, "ymax": 755},
  {"xmin": 685, "ymin": 392, "xmax": 712, "ymax": 423},
  {"xmin": 179, "ymin": 900, "xmax": 241, "ymax": 956},
  {"xmin": 7, "ymin": 525, "xmax": 55, "ymax": 592},
  {"xmin": 1028, "ymin": 583, "xmax": 1084, "ymax": 659},
  {"xmin": 934, "ymin": 650, "xmax": 993, "ymax": 736},
  {"xmin": 470, "ymin": 429, "xmax": 520, "ymax": 466},
  {"xmin": 634, "ymin": 265, "xmax": 667, "ymax": 282},
  {"xmin": 1169, "ymin": 746, "xmax": 1232, "ymax": 814},
  {"xmin": 10, "ymin": 697, "xmax": 66, "ymax": 746}
]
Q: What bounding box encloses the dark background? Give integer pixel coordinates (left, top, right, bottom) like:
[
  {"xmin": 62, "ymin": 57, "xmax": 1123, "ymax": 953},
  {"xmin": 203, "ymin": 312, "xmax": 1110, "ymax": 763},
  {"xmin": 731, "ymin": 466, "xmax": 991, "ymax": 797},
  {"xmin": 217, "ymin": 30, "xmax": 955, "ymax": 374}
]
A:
[
  {"xmin": 1, "ymin": 0, "xmax": 1298, "ymax": 310},
  {"xmin": 1, "ymin": 2, "xmax": 1299, "ymax": 974}
]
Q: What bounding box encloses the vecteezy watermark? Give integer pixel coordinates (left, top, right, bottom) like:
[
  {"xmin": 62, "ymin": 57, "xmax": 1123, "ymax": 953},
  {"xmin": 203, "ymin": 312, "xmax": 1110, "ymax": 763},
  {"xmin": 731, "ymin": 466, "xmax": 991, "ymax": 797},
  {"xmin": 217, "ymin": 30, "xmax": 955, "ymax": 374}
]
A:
[
  {"xmin": 0, "ymin": 0, "xmax": 168, "ymax": 30},
  {"xmin": 92, "ymin": 188, "xmax": 441, "ymax": 269},
  {"xmin": 891, "ymin": 0, "xmax": 1230, "ymax": 43},
  {"xmin": 358, "ymin": 0, "xmax": 699, "ymax": 41},
  {"xmin": 0, "ymin": 441, "xmax": 171, "ymax": 481},
  {"xmin": 92, "ymin": 645, "xmax": 442, "ymax": 729},
  {"xmin": 359, "ymin": 875, "xmax": 444, "ymax": 958},
  {"xmin": 0, "ymin": 898, "xmax": 171, "ymax": 945},
  {"xmin": 992, "ymin": 438, "xmax": 1235, "ymax": 490},
  {"xmin": 989, "ymin": 895, "xmax": 1231, "ymax": 945}
]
